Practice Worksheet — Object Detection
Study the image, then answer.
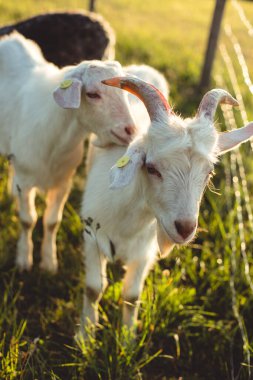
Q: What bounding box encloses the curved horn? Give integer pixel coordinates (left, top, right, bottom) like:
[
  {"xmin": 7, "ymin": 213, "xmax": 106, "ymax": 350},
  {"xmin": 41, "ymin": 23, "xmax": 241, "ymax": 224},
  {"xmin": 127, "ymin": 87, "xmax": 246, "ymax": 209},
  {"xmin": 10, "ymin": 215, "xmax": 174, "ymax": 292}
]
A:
[
  {"xmin": 102, "ymin": 76, "xmax": 172, "ymax": 122},
  {"xmin": 197, "ymin": 89, "xmax": 239, "ymax": 121}
]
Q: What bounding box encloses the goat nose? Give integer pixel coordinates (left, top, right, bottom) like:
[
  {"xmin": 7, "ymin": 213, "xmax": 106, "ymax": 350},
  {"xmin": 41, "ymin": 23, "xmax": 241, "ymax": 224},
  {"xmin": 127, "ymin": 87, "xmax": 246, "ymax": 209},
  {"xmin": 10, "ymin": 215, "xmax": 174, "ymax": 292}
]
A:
[
  {"xmin": 124, "ymin": 125, "xmax": 136, "ymax": 136},
  {"xmin": 174, "ymin": 219, "xmax": 196, "ymax": 240}
]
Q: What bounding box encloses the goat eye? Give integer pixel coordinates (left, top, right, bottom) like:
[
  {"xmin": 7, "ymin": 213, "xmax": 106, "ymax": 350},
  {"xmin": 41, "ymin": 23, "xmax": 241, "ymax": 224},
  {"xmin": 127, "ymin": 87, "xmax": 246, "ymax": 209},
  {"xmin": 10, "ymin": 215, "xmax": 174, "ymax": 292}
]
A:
[
  {"xmin": 86, "ymin": 92, "xmax": 101, "ymax": 99},
  {"xmin": 146, "ymin": 165, "xmax": 162, "ymax": 178}
]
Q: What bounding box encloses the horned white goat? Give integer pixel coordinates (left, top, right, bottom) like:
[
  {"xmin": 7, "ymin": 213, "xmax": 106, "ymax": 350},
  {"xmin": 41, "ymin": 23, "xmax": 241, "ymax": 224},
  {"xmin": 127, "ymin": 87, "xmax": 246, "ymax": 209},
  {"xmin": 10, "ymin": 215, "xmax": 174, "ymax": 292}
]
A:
[
  {"xmin": 0, "ymin": 33, "xmax": 136, "ymax": 273},
  {"xmin": 80, "ymin": 75, "xmax": 253, "ymax": 335}
]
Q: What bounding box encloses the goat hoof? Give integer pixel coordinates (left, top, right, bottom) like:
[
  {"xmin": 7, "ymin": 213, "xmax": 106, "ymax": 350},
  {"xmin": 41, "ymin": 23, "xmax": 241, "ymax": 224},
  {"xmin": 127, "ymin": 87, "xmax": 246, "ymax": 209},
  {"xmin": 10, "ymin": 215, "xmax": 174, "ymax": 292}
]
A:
[
  {"xmin": 74, "ymin": 327, "xmax": 95, "ymax": 345},
  {"xmin": 15, "ymin": 258, "xmax": 33, "ymax": 272},
  {"xmin": 74, "ymin": 330, "xmax": 84, "ymax": 344},
  {"xmin": 39, "ymin": 260, "xmax": 58, "ymax": 274}
]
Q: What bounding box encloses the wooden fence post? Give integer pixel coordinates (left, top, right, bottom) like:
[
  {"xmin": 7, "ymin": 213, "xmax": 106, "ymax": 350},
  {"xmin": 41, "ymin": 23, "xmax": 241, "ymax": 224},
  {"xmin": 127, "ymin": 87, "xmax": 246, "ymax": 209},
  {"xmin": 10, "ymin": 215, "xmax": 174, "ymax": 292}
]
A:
[
  {"xmin": 89, "ymin": 0, "xmax": 96, "ymax": 12},
  {"xmin": 199, "ymin": 0, "xmax": 227, "ymax": 91}
]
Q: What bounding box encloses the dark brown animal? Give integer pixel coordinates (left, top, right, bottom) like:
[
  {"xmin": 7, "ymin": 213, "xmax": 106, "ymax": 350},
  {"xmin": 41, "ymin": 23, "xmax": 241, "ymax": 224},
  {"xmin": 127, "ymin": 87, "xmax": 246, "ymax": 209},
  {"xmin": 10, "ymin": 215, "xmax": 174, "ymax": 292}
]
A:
[{"xmin": 0, "ymin": 11, "xmax": 115, "ymax": 67}]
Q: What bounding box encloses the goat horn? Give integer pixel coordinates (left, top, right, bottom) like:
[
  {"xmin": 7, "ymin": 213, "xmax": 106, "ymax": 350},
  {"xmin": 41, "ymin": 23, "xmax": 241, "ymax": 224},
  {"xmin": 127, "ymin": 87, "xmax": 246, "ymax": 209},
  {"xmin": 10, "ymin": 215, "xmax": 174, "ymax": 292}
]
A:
[
  {"xmin": 102, "ymin": 76, "xmax": 172, "ymax": 122},
  {"xmin": 197, "ymin": 88, "xmax": 239, "ymax": 121}
]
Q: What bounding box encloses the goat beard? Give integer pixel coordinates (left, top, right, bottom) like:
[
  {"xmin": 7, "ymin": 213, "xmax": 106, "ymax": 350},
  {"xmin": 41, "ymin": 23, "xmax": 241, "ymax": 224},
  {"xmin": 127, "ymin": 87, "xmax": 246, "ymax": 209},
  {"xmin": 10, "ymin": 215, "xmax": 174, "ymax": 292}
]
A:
[{"xmin": 156, "ymin": 221, "xmax": 175, "ymax": 258}]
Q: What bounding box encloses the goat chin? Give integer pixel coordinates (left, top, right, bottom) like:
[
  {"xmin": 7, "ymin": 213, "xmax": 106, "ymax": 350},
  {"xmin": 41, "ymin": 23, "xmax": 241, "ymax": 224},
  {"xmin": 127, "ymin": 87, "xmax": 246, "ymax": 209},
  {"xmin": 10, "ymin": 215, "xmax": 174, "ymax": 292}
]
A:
[{"xmin": 156, "ymin": 222, "xmax": 175, "ymax": 258}]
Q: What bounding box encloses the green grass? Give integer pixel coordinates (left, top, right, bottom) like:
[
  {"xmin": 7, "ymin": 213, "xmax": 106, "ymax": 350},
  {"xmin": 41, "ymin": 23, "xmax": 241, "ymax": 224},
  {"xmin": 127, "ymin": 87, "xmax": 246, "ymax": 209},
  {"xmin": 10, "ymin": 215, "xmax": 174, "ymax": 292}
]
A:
[{"xmin": 1, "ymin": 0, "xmax": 253, "ymax": 379}]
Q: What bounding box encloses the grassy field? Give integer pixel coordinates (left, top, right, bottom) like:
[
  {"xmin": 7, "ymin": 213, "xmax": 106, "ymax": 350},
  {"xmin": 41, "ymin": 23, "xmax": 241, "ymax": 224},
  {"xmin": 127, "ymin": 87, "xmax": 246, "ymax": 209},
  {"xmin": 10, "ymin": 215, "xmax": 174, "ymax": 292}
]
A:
[{"xmin": 0, "ymin": 0, "xmax": 253, "ymax": 379}]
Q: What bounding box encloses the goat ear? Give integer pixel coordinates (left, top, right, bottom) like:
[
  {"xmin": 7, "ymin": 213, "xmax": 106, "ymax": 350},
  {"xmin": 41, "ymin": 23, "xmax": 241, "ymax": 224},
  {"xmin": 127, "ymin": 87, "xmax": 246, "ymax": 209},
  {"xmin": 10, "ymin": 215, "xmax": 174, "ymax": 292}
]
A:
[
  {"xmin": 218, "ymin": 122, "xmax": 253, "ymax": 155},
  {"xmin": 53, "ymin": 78, "xmax": 82, "ymax": 109},
  {"xmin": 109, "ymin": 143, "xmax": 145, "ymax": 189}
]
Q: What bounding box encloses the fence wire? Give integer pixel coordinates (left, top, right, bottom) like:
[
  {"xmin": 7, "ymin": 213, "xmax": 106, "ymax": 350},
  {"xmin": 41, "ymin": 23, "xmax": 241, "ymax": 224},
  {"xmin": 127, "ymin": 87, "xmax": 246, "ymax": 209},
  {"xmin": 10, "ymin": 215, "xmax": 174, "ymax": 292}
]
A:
[
  {"xmin": 232, "ymin": 0, "xmax": 253, "ymax": 36},
  {"xmin": 213, "ymin": 3, "xmax": 253, "ymax": 377}
]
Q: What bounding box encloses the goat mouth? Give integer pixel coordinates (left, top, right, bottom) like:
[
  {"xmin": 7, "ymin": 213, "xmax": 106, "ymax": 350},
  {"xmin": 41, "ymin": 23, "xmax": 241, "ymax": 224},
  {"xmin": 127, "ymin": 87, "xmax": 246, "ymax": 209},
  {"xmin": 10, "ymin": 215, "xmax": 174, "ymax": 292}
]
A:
[
  {"xmin": 160, "ymin": 221, "xmax": 191, "ymax": 245},
  {"xmin": 110, "ymin": 130, "xmax": 131, "ymax": 145}
]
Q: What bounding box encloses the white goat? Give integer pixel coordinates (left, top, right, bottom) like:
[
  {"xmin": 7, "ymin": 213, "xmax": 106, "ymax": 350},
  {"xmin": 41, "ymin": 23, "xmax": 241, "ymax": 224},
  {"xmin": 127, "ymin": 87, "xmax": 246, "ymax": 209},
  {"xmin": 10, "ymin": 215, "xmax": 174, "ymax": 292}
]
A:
[
  {"xmin": 0, "ymin": 33, "xmax": 136, "ymax": 273},
  {"xmin": 80, "ymin": 75, "xmax": 253, "ymax": 335}
]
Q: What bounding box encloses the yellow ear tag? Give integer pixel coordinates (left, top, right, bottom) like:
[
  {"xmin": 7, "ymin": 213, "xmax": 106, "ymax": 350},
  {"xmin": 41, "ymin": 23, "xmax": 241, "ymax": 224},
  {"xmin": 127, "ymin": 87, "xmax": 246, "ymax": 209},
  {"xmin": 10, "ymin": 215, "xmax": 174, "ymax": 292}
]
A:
[
  {"xmin": 116, "ymin": 155, "xmax": 130, "ymax": 168},
  {"xmin": 60, "ymin": 79, "xmax": 73, "ymax": 89}
]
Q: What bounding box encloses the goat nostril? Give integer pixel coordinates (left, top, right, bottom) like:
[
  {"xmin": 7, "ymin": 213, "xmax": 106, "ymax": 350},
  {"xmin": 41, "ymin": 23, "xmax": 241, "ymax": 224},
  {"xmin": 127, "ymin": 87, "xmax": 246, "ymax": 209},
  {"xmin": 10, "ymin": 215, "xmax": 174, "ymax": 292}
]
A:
[
  {"xmin": 124, "ymin": 126, "xmax": 135, "ymax": 136},
  {"xmin": 174, "ymin": 220, "xmax": 196, "ymax": 240}
]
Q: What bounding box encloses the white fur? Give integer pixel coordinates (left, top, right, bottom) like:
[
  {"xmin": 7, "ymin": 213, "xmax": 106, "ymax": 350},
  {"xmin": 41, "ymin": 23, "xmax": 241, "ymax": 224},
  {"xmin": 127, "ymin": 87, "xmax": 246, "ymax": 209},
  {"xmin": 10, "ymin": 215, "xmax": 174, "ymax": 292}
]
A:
[
  {"xmin": 0, "ymin": 32, "xmax": 136, "ymax": 272},
  {"xmin": 81, "ymin": 67, "xmax": 169, "ymax": 334},
  {"xmin": 80, "ymin": 67, "xmax": 253, "ymax": 335}
]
